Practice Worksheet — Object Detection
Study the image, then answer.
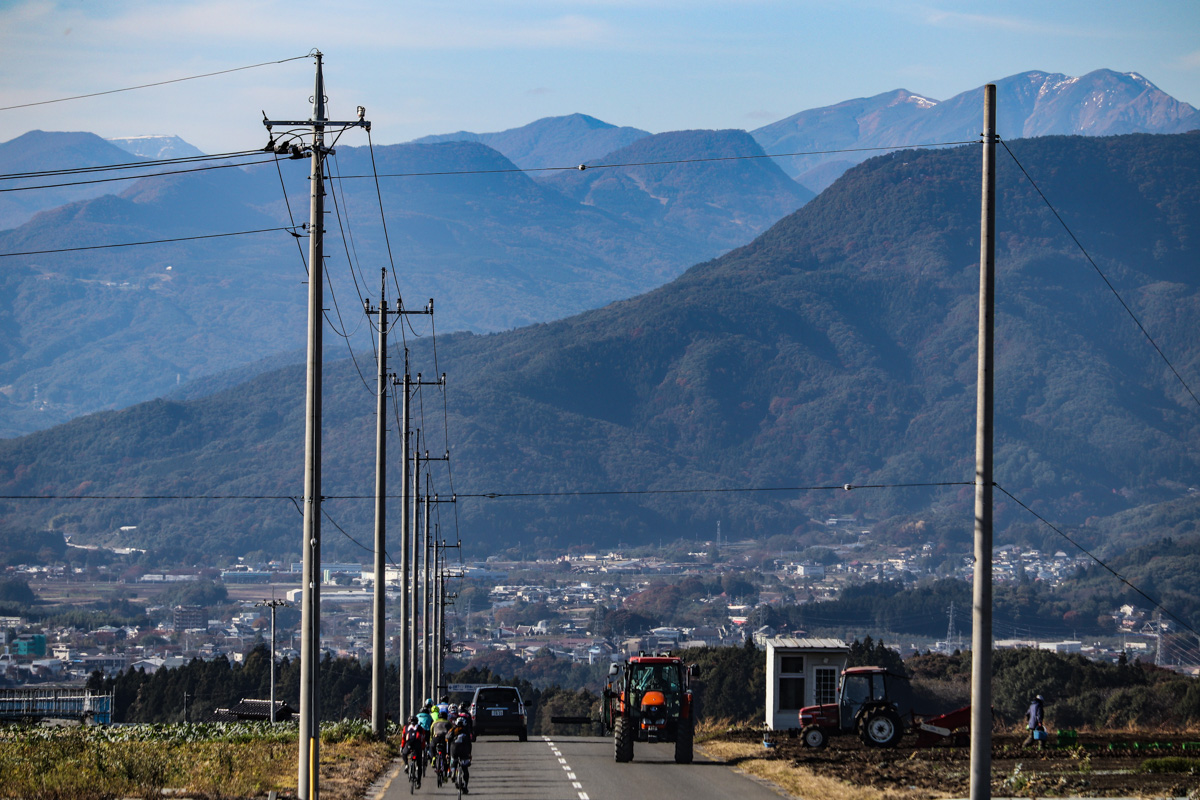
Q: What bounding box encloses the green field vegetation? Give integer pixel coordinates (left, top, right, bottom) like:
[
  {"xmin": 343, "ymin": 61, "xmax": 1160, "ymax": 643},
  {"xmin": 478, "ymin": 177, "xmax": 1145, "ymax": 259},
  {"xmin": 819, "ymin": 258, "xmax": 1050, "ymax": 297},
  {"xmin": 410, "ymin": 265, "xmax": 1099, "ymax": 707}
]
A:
[{"xmin": 0, "ymin": 720, "xmax": 395, "ymax": 800}]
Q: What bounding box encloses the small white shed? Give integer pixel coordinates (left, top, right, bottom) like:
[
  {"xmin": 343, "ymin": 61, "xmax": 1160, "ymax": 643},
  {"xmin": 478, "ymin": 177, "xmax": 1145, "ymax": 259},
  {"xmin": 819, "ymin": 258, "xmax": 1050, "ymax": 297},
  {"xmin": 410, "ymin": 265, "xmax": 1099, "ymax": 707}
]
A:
[{"xmin": 764, "ymin": 637, "xmax": 849, "ymax": 730}]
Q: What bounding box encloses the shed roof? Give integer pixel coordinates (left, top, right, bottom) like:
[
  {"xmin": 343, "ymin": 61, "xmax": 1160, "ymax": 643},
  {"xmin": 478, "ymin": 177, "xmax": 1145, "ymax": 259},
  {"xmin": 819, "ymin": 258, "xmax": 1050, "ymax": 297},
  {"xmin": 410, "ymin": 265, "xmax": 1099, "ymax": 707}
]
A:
[{"xmin": 765, "ymin": 637, "xmax": 848, "ymax": 651}]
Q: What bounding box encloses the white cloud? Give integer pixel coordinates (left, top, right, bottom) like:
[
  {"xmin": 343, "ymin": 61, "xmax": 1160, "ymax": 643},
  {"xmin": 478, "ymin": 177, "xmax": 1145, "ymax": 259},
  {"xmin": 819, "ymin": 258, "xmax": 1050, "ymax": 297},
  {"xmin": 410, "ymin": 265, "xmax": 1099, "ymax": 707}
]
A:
[
  {"xmin": 919, "ymin": 6, "xmax": 1098, "ymax": 38},
  {"xmin": 1175, "ymin": 50, "xmax": 1200, "ymax": 70}
]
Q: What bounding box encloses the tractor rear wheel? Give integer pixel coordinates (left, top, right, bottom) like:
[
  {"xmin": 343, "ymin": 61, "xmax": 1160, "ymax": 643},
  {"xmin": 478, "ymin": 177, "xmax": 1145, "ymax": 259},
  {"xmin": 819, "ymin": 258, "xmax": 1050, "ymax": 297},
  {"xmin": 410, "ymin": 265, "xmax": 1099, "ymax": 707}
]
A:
[
  {"xmin": 614, "ymin": 717, "xmax": 634, "ymax": 762},
  {"xmin": 674, "ymin": 718, "xmax": 694, "ymax": 764},
  {"xmin": 860, "ymin": 709, "xmax": 904, "ymax": 747},
  {"xmin": 801, "ymin": 726, "xmax": 828, "ymax": 749}
]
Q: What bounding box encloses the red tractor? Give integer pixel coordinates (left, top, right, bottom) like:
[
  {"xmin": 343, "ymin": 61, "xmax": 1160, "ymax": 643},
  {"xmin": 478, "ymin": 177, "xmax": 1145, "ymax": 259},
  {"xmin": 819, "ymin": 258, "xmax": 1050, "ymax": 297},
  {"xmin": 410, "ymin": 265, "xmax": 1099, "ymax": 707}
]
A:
[
  {"xmin": 799, "ymin": 666, "xmax": 913, "ymax": 749},
  {"xmin": 601, "ymin": 655, "xmax": 695, "ymax": 763},
  {"xmin": 797, "ymin": 665, "xmax": 972, "ymax": 750}
]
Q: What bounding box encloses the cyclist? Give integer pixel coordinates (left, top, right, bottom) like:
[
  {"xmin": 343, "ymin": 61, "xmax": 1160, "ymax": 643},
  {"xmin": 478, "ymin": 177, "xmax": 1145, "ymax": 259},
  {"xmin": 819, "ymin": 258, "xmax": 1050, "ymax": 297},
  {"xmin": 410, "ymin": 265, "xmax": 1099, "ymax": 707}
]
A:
[
  {"xmin": 449, "ymin": 714, "xmax": 473, "ymax": 794},
  {"xmin": 417, "ymin": 700, "xmax": 434, "ymax": 732},
  {"xmin": 454, "ymin": 704, "xmax": 475, "ymax": 742},
  {"xmin": 430, "ymin": 708, "xmax": 453, "ymax": 785},
  {"xmin": 400, "ymin": 715, "xmax": 426, "ymax": 782}
]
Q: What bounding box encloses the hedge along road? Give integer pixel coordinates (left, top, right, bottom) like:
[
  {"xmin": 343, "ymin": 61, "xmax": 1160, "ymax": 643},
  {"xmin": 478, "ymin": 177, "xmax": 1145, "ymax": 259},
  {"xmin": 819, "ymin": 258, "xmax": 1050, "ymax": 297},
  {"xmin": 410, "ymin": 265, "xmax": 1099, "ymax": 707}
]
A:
[{"xmin": 378, "ymin": 734, "xmax": 790, "ymax": 800}]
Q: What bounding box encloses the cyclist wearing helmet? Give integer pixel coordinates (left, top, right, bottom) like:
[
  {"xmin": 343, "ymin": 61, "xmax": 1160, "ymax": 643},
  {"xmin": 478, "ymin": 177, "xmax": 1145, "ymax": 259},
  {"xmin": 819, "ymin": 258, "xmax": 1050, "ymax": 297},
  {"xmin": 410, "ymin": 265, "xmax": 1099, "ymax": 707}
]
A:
[
  {"xmin": 416, "ymin": 702, "xmax": 434, "ymax": 733},
  {"xmin": 401, "ymin": 715, "xmax": 426, "ymax": 778},
  {"xmin": 430, "ymin": 708, "xmax": 453, "ymax": 784},
  {"xmin": 449, "ymin": 713, "xmax": 473, "ymax": 793}
]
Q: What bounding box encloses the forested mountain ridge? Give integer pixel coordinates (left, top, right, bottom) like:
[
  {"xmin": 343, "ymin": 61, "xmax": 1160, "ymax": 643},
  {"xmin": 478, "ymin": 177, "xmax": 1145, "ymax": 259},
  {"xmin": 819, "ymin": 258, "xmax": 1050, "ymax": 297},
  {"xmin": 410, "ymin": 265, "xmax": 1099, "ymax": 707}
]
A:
[
  {"xmin": 0, "ymin": 131, "xmax": 807, "ymax": 438},
  {"xmin": 0, "ymin": 132, "xmax": 1196, "ymax": 563}
]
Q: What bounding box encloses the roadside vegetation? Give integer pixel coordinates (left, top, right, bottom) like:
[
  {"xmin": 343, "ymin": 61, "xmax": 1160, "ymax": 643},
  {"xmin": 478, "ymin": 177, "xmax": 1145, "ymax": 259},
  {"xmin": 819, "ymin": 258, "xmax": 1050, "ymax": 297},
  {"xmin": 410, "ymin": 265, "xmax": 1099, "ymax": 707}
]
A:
[{"xmin": 0, "ymin": 720, "xmax": 395, "ymax": 800}]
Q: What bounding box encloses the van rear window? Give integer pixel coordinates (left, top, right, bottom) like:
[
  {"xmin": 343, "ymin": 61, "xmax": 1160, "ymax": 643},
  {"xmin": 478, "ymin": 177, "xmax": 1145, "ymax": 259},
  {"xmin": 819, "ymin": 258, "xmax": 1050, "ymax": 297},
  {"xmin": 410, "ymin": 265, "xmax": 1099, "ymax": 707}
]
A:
[{"xmin": 477, "ymin": 688, "xmax": 519, "ymax": 704}]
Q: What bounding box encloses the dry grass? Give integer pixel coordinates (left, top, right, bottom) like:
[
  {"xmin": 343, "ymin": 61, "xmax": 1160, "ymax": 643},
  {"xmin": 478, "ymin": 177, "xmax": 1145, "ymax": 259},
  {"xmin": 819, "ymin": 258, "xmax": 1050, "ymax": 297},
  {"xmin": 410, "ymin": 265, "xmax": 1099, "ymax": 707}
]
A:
[
  {"xmin": 698, "ymin": 740, "xmax": 953, "ymax": 800},
  {"xmin": 0, "ymin": 733, "xmax": 398, "ymax": 800}
]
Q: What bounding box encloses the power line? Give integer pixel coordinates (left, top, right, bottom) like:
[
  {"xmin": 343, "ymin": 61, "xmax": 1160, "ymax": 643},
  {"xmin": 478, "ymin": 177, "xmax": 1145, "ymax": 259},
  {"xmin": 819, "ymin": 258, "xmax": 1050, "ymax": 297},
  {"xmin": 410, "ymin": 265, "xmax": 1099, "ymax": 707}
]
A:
[
  {"xmin": 335, "ymin": 139, "xmax": 979, "ymax": 180},
  {"xmin": 0, "ymin": 53, "xmax": 314, "ymax": 111},
  {"xmin": 0, "ymin": 149, "xmax": 265, "ymax": 181},
  {"xmin": 999, "ymin": 139, "xmax": 1200, "ymax": 411},
  {"xmin": 0, "ymin": 480, "xmax": 969, "ymax": 502},
  {"xmin": 995, "ymin": 482, "xmax": 1199, "ymax": 639},
  {"xmin": 0, "ymin": 157, "xmax": 276, "ymax": 194},
  {"xmin": 0, "ymin": 226, "xmax": 300, "ymax": 258},
  {"xmin": 458, "ymin": 481, "xmax": 972, "ymax": 499}
]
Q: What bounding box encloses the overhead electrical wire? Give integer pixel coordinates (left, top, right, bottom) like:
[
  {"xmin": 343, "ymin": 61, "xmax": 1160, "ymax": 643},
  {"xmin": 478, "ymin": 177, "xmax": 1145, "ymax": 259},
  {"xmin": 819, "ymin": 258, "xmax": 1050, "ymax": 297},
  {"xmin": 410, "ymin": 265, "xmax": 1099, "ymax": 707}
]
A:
[
  {"xmin": 333, "ymin": 140, "xmax": 980, "ymax": 180},
  {"xmin": 1000, "ymin": 139, "xmax": 1200, "ymax": 411},
  {"xmin": 996, "ymin": 482, "xmax": 1200, "ymax": 639},
  {"xmin": 0, "ymin": 149, "xmax": 266, "ymax": 181},
  {"xmin": 0, "ymin": 158, "xmax": 276, "ymax": 194},
  {"xmin": 0, "ymin": 481, "xmax": 970, "ymax": 502},
  {"xmin": 0, "ymin": 226, "xmax": 300, "ymax": 258},
  {"xmin": 0, "ymin": 53, "xmax": 314, "ymax": 111}
]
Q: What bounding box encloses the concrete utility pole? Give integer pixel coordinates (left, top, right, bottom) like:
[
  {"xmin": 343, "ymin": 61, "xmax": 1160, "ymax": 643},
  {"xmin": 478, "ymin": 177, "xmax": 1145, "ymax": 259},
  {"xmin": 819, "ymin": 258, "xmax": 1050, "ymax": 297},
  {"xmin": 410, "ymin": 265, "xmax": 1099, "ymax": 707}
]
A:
[
  {"xmin": 420, "ymin": 467, "xmax": 449, "ymax": 703},
  {"xmin": 970, "ymin": 83, "xmax": 997, "ymax": 800},
  {"xmin": 389, "ymin": 304, "xmax": 435, "ymax": 726},
  {"xmin": 403, "ymin": 370, "xmax": 444, "ymax": 713},
  {"xmin": 256, "ymin": 598, "xmax": 289, "ymax": 723},
  {"xmin": 263, "ymin": 51, "xmax": 368, "ymax": 800},
  {"xmin": 423, "ymin": 490, "xmax": 432, "ymax": 703},
  {"xmin": 396, "ymin": 369, "xmax": 411, "ymax": 726},
  {"xmin": 427, "ymin": 501, "xmax": 456, "ymax": 698},
  {"xmin": 365, "ymin": 269, "xmax": 399, "ymax": 737},
  {"xmin": 411, "ymin": 441, "xmax": 423, "ymax": 712}
]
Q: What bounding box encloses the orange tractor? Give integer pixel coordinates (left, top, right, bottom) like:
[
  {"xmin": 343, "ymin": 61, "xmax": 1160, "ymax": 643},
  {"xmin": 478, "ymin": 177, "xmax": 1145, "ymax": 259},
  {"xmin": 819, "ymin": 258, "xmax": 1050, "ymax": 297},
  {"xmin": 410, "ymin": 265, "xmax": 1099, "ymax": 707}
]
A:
[{"xmin": 601, "ymin": 655, "xmax": 696, "ymax": 763}]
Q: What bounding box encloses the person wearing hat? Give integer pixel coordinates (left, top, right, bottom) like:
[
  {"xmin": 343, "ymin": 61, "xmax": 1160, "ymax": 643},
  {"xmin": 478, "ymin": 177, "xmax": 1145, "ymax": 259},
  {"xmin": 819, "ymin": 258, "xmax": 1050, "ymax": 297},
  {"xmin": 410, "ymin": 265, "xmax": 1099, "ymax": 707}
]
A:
[{"xmin": 1023, "ymin": 694, "xmax": 1046, "ymax": 747}]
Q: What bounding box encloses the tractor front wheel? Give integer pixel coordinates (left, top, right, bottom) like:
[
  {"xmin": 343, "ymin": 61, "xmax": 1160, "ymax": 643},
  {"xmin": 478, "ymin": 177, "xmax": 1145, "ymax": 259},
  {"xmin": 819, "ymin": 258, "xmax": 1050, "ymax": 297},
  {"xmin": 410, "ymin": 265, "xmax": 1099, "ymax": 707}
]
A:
[
  {"xmin": 614, "ymin": 717, "xmax": 634, "ymax": 762},
  {"xmin": 674, "ymin": 718, "xmax": 694, "ymax": 764},
  {"xmin": 860, "ymin": 709, "xmax": 904, "ymax": 747},
  {"xmin": 801, "ymin": 726, "xmax": 828, "ymax": 749}
]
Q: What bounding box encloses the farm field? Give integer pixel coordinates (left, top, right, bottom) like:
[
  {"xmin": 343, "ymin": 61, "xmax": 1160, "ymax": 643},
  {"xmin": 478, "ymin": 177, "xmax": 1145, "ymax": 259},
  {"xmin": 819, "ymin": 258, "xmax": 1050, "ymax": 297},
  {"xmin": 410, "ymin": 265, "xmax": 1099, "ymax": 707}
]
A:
[
  {"xmin": 702, "ymin": 729, "xmax": 1200, "ymax": 799},
  {"xmin": 0, "ymin": 721, "xmax": 396, "ymax": 800}
]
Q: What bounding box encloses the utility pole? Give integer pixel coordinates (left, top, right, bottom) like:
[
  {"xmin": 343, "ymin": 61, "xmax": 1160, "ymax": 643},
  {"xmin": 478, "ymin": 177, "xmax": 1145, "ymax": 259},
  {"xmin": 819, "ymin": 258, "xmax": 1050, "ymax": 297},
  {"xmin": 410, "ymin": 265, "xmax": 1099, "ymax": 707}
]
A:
[
  {"xmin": 411, "ymin": 440, "xmax": 424, "ymax": 712},
  {"xmin": 256, "ymin": 598, "xmax": 289, "ymax": 723},
  {"xmin": 397, "ymin": 368, "xmax": 411, "ymax": 726},
  {"xmin": 423, "ymin": 490, "xmax": 432, "ymax": 703},
  {"xmin": 263, "ymin": 51, "xmax": 368, "ymax": 800},
  {"xmin": 365, "ymin": 269, "xmax": 400, "ymax": 737},
  {"xmin": 420, "ymin": 463, "xmax": 449, "ymax": 703},
  {"xmin": 403, "ymin": 370, "xmax": 444, "ymax": 713},
  {"xmin": 435, "ymin": 536, "xmax": 461, "ymax": 698},
  {"xmin": 970, "ymin": 82, "xmax": 997, "ymax": 800}
]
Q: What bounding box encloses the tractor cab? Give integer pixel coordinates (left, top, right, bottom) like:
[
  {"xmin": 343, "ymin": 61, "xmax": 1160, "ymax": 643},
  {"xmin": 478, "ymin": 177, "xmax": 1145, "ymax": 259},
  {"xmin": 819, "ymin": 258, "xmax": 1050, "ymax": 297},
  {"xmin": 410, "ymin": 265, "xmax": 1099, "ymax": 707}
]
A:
[
  {"xmin": 628, "ymin": 661, "xmax": 685, "ymax": 721},
  {"xmin": 602, "ymin": 655, "xmax": 695, "ymax": 763},
  {"xmin": 800, "ymin": 666, "xmax": 914, "ymax": 749}
]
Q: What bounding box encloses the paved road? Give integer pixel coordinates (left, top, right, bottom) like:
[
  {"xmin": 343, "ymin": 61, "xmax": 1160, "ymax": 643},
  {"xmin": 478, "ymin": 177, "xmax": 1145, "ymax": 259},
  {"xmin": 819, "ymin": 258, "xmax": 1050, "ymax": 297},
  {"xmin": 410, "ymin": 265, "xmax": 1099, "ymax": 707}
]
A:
[{"xmin": 379, "ymin": 734, "xmax": 789, "ymax": 800}]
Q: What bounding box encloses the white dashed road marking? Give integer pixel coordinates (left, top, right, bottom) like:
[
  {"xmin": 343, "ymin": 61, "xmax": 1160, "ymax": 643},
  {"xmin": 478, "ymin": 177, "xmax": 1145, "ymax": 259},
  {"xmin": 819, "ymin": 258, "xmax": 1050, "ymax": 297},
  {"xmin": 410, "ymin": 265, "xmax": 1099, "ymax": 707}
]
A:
[{"xmin": 545, "ymin": 736, "xmax": 591, "ymax": 800}]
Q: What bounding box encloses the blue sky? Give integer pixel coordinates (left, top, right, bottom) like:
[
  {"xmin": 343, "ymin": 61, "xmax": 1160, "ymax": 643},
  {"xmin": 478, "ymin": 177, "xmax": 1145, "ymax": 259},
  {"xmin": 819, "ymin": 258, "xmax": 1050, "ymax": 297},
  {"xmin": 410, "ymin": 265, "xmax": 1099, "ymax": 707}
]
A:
[{"xmin": 2, "ymin": 0, "xmax": 1198, "ymax": 154}]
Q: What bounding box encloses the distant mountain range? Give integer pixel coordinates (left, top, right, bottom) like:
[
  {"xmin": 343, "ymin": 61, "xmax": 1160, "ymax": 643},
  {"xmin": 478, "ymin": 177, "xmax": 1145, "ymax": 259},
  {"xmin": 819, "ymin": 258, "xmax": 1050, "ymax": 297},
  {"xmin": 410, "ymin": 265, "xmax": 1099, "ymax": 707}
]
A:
[
  {"xmin": 0, "ymin": 129, "xmax": 807, "ymax": 437},
  {"xmin": 753, "ymin": 69, "xmax": 1199, "ymax": 191},
  {"xmin": 0, "ymin": 67, "xmax": 1194, "ymax": 441},
  {"xmin": 106, "ymin": 135, "xmax": 205, "ymax": 161},
  {"xmin": 1, "ymin": 131, "xmax": 1195, "ymax": 564},
  {"xmin": 410, "ymin": 112, "xmax": 649, "ymax": 170},
  {"xmin": 416, "ymin": 70, "xmax": 1198, "ymax": 194},
  {"xmin": 0, "ymin": 131, "xmax": 153, "ymax": 230}
]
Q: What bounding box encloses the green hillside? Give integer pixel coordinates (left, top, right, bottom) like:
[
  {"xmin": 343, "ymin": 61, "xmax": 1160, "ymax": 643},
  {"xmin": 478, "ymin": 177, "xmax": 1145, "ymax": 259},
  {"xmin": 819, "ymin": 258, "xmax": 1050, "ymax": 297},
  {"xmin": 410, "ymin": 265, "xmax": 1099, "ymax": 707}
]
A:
[{"xmin": 0, "ymin": 132, "xmax": 1196, "ymax": 563}]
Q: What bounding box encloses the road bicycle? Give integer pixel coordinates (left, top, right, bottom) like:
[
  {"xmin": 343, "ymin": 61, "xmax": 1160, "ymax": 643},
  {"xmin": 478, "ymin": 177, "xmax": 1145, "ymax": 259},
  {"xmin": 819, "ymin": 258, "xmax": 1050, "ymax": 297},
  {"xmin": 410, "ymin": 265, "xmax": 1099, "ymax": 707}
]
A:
[
  {"xmin": 407, "ymin": 749, "xmax": 423, "ymax": 793},
  {"xmin": 432, "ymin": 740, "xmax": 449, "ymax": 788},
  {"xmin": 451, "ymin": 755, "xmax": 471, "ymax": 796}
]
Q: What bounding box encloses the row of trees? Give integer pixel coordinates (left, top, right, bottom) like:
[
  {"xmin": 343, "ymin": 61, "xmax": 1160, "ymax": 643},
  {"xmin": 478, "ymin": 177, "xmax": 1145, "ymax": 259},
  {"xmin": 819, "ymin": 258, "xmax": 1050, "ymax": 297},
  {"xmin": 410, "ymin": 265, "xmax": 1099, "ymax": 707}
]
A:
[{"xmin": 77, "ymin": 639, "xmax": 1200, "ymax": 733}]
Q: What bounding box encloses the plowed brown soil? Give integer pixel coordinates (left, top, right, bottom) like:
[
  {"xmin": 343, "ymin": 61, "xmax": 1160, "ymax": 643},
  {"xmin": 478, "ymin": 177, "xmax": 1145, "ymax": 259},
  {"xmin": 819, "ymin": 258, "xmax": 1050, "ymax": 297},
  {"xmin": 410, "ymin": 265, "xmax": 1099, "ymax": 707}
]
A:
[{"xmin": 713, "ymin": 729, "xmax": 1200, "ymax": 798}]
